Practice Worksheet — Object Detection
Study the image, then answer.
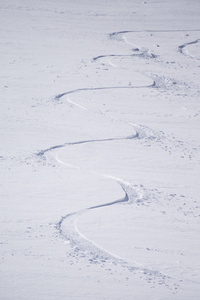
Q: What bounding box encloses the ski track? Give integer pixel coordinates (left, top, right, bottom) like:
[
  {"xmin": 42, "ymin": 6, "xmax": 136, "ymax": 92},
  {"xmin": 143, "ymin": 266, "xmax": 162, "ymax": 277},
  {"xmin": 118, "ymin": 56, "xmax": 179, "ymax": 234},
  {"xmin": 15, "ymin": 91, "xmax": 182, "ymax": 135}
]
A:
[
  {"xmin": 54, "ymin": 82, "xmax": 155, "ymax": 100},
  {"xmin": 55, "ymin": 171, "xmax": 180, "ymax": 289},
  {"xmin": 36, "ymin": 30, "xmax": 200, "ymax": 292},
  {"xmin": 178, "ymin": 38, "xmax": 200, "ymax": 59}
]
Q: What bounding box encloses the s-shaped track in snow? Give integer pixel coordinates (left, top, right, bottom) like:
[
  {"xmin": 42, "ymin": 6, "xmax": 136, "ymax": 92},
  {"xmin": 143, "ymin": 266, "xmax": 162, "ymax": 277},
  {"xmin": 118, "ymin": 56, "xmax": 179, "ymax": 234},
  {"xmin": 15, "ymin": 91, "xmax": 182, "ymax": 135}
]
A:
[{"xmin": 37, "ymin": 29, "xmax": 200, "ymax": 292}]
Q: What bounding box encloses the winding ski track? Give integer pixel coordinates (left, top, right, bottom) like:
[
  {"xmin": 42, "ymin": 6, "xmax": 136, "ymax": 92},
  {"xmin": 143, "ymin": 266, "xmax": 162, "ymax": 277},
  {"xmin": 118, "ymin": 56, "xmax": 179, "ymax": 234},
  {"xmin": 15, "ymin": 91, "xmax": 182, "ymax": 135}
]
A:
[{"xmin": 37, "ymin": 29, "xmax": 200, "ymax": 290}]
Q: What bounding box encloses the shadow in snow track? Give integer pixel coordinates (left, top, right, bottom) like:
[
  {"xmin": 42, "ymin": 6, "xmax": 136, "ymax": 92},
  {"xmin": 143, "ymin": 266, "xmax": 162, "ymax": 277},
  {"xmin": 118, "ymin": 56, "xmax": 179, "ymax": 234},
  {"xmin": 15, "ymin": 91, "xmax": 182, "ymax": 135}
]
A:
[
  {"xmin": 93, "ymin": 52, "xmax": 157, "ymax": 61},
  {"xmin": 56, "ymin": 187, "xmax": 129, "ymax": 234},
  {"xmin": 54, "ymin": 83, "xmax": 155, "ymax": 101},
  {"xmin": 109, "ymin": 29, "xmax": 200, "ymax": 39},
  {"xmin": 36, "ymin": 134, "xmax": 138, "ymax": 157},
  {"xmin": 178, "ymin": 38, "xmax": 200, "ymax": 58}
]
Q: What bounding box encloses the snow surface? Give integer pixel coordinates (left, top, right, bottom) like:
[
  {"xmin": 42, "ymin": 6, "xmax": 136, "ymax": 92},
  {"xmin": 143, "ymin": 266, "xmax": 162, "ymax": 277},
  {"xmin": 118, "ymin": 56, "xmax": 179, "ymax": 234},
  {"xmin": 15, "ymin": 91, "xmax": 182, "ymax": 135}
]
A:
[{"xmin": 1, "ymin": 0, "xmax": 200, "ymax": 299}]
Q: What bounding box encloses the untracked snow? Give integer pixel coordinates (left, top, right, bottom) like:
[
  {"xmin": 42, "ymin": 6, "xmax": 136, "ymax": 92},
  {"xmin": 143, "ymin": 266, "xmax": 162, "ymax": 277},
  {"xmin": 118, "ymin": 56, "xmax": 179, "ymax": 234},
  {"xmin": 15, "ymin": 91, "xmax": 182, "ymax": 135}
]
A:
[{"xmin": 1, "ymin": 0, "xmax": 200, "ymax": 299}]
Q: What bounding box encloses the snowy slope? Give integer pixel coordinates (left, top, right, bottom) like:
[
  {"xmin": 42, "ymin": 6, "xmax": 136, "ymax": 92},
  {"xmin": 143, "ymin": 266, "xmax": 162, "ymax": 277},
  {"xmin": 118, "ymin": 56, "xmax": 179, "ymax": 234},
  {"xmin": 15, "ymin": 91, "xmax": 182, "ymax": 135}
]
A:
[{"xmin": 1, "ymin": 0, "xmax": 200, "ymax": 299}]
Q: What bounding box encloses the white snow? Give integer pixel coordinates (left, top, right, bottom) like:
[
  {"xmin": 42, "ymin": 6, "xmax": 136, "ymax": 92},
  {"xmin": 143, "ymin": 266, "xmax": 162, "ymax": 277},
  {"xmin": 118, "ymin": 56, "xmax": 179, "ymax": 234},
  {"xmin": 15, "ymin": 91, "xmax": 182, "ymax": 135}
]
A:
[{"xmin": 1, "ymin": 0, "xmax": 200, "ymax": 299}]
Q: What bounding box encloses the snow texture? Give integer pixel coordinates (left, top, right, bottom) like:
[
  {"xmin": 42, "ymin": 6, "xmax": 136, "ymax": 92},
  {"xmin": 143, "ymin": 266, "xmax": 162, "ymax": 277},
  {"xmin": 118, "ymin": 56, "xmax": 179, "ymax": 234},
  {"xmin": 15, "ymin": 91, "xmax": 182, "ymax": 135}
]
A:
[{"xmin": 1, "ymin": 0, "xmax": 200, "ymax": 299}]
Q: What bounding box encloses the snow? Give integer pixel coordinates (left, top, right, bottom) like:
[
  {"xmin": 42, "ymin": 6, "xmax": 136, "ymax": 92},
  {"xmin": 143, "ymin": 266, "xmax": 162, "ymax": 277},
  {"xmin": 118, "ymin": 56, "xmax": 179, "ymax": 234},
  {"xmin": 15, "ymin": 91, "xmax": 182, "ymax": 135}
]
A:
[{"xmin": 1, "ymin": 0, "xmax": 200, "ymax": 299}]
